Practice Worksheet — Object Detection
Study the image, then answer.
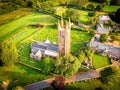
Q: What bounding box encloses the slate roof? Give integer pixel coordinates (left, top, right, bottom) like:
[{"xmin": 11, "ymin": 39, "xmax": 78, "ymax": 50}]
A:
[
  {"xmin": 90, "ymin": 41, "xmax": 120, "ymax": 57},
  {"xmin": 30, "ymin": 40, "xmax": 58, "ymax": 59}
]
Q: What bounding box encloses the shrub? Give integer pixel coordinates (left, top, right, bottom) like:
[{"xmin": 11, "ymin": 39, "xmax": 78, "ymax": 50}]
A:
[
  {"xmin": 89, "ymin": 30, "xmax": 96, "ymax": 37},
  {"xmin": 88, "ymin": 11, "xmax": 95, "ymax": 17},
  {"xmin": 100, "ymin": 34, "xmax": 108, "ymax": 42}
]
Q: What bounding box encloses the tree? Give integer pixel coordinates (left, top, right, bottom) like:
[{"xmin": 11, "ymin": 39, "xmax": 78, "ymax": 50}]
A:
[
  {"xmin": 110, "ymin": 0, "xmax": 120, "ymax": 5},
  {"xmin": 26, "ymin": 0, "xmax": 36, "ymax": 8},
  {"xmin": 89, "ymin": 30, "xmax": 96, "ymax": 37},
  {"xmin": 64, "ymin": 9, "xmax": 80, "ymax": 23},
  {"xmin": 40, "ymin": 57, "xmax": 54, "ymax": 74},
  {"xmin": 69, "ymin": 0, "xmax": 88, "ymax": 8},
  {"xmin": 84, "ymin": 46, "xmax": 94, "ymax": 68},
  {"xmin": 87, "ymin": 4, "xmax": 95, "ymax": 10},
  {"xmin": 95, "ymin": 4, "xmax": 103, "ymax": 11},
  {"xmin": 40, "ymin": 1, "xmax": 56, "ymax": 14},
  {"xmin": 12, "ymin": 86, "xmax": 24, "ymax": 90},
  {"xmin": 109, "ymin": 8, "xmax": 120, "ymax": 24},
  {"xmin": 100, "ymin": 34, "xmax": 108, "ymax": 42},
  {"xmin": 52, "ymin": 76, "xmax": 65, "ymax": 90},
  {"xmin": 0, "ymin": 40, "xmax": 19, "ymax": 66},
  {"xmin": 0, "ymin": 80, "xmax": 9, "ymax": 90},
  {"xmin": 54, "ymin": 54, "xmax": 81, "ymax": 77},
  {"xmin": 100, "ymin": 66, "xmax": 120, "ymax": 89}
]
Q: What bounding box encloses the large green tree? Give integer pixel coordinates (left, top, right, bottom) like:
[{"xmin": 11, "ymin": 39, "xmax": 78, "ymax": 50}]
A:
[
  {"xmin": 54, "ymin": 54, "xmax": 81, "ymax": 77},
  {"xmin": 40, "ymin": 57, "xmax": 54, "ymax": 74},
  {"xmin": 0, "ymin": 40, "xmax": 19, "ymax": 66},
  {"xmin": 39, "ymin": 1, "xmax": 56, "ymax": 14},
  {"xmin": 64, "ymin": 9, "xmax": 80, "ymax": 23},
  {"xmin": 109, "ymin": 8, "xmax": 120, "ymax": 24},
  {"xmin": 100, "ymin": 66, "xmax": 120, "ymax": 89},
  {"xmin": 110, "ymin": 0, "xmax": 120, "ymax": 5},
  {"xmin": 69, "ymin": 0, "xmax": 88, "ymax": 8},
  {"xmin": 100, "ymin": 34, "xmax": 108, "ymax": 42}
]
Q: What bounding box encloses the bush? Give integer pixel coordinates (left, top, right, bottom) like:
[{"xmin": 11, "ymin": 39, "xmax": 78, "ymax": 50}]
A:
[
  {"xmin": 64, "ymin": 9, "xmax": 80, "ymax": 23},
  {"xmin": 79, "ymin": 67, "xmax": 88, "ymax": 72},
  {"xmin": 87, "ymin": 4, "xmax": 95, "ymax": 10},
  {"xmin": 40, "ymin": 1, "xmax": 56, "ymax": 14},
  {"xmin": 39, "ymin": 57, "xmax": 54, "ymax": 74},
  {"xmin": 100, "ymin": 34, "xmax": 108, "ymax": 42},
  {"xmin": 89, "ymin": 30, "xmax": 96, "ymax": 37},
  {"xmin": 88, "ymin": 11, "xmax": 95, "ymax": 17},
  {"xmin": 95, "ymin": 4, "xmax": 103, "ymax": 11}
]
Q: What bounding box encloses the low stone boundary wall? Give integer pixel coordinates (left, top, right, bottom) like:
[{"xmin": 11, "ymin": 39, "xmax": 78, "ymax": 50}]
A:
[{"xmin": 18, "ymin": 61, "xmax": 41, "ymax": 71}]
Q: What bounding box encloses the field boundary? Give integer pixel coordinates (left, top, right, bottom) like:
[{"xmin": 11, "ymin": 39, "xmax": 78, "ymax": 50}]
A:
[{"xmin": 18, "ymin": 61, "xmax": 41, "ymax": 71}]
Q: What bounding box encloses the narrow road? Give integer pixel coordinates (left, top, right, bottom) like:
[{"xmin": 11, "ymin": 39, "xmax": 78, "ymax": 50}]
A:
[
  {"xmin": 24, "ymin": 78, "xmax": 54, "ymax": 90},
  {"xmin": 24, "ymin": 70, "xmax": 100, "ymax": 90},
  {"xmin": 65, "ymin": 70, "xmax": 100, "ymax": 83}
]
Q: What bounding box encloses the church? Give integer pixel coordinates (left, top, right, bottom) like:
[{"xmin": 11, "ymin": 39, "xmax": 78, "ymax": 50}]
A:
[{"xmin": 30, "ymin": 18, "xmax": 71, "ymax": 60}]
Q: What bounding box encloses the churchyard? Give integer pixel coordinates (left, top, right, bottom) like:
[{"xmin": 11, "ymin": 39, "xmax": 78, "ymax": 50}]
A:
[
  {"xmin": 0, "ymin": 8, "xmax": 93, "ymax": 89},
  {"xmin": 0, "ymin": 0, "xmax": 120, "ymax": 89}
]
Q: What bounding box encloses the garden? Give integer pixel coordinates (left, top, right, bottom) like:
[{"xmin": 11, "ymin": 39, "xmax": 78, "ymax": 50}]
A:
[{"xmin": 93, "ymin": 54, "xmax": 111, "ymax": 69}]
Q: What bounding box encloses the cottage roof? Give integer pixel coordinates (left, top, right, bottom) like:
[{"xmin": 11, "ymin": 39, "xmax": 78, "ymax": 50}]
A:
[{"xmin": 90, "ymin": 41, "xmax": 120, "ymax": 57}]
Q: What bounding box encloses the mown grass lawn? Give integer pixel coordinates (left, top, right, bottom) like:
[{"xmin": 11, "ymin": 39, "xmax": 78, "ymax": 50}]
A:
[
  {"xmin": 103, "ymin": 5, "xmax": 120, "ymax": 12},
  {"xmin": 0, "ymin": 64, "xmax": 52, "ymax": 90},
  {"xmin": 93, "ymin": 54, "xmax": 111, "ymax": 69}
]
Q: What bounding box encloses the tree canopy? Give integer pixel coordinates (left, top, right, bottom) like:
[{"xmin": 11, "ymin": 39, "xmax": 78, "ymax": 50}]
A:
[
  {"xmin": 100, "ymin": 34, "xmax": 108, "ymax": 42},
  {"xmin": 54, "ymin": 54, "xmax": 81, "ymax": 77},
  {"xmin": 39, "ymin": 1, "xmax": 56, "ymax": 14},
  {"xmin": 109, "ymin": 8, "xmax": 120, "ymax": 24},
  {"xmin": 0, "ymin": 40, "xmax": 19, "ymax": 66},
  {"xmin": 100, "ymin": 66, "xmax": 120, "ymax": 89},
  {"xmin": 40, "ymin": 57, "xmax": 54, "ymax": 74},
  {"xmin": 64, "ymin": 9, "xmax": 80, "ymax": 23}
]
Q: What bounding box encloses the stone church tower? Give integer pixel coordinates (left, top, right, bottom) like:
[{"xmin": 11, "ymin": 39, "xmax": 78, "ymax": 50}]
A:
[{"xmin": 58, "ymin": 18, "xmax": 71, "ymax": 56}]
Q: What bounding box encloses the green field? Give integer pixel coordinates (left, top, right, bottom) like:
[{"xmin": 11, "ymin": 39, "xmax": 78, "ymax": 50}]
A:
[
  {"xmin": 103, "ymin": 5, "xmax": 120, "ymax": 12},
  {"xmin": 0, "ymin": 64, "xmax": 52, "ymax": 90},
  {"xmin": 55, "ymin": 6, "xmax": 90, "ymax": 24},
  {"xmin": 0, "ymin": 12, "xmax": 57, "ymax": 42},
  {"xmin": 93, "ymin": 54, "xmax": 111, "ymax": 69}
]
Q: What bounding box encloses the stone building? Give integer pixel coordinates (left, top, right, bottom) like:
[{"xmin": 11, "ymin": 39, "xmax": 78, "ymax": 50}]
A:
[
  {"xmin": 30, "ymin": 18, "xmax": 71, "ymax": 60},
  {"xmin": 58, "ymin": 18, "xmax": 71, "ymax": 56}
]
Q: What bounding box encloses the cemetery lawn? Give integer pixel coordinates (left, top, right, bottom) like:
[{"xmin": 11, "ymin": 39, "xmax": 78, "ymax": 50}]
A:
[
  {"xmin": 103, "ymin": 5, "xmax": 120, "ymax": 12},
  {"xmin": 0, "ymin": 64, "xmax": 52, "ymax": 90},
  {"xmin": 93, "ymin": 54, "xmax": 111, "ymax": 69}
]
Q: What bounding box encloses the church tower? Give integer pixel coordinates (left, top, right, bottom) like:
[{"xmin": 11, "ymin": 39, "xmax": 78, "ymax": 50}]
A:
[{"xmin": 58, "ymin": 18, "xmax": 71, "ymax": 56}]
